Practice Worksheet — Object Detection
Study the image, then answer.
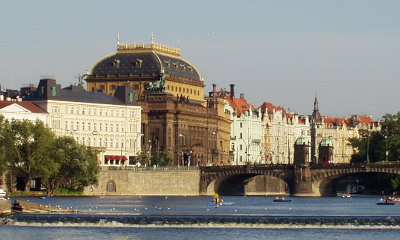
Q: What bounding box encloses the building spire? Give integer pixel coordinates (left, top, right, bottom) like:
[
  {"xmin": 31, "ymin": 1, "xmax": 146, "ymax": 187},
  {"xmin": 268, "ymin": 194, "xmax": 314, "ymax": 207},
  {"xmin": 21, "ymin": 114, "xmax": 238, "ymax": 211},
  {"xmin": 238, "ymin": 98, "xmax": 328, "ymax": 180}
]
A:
[
  {"xmin": 117, "ymin": 32, "xmax": 120, "ymax": 45},
  {"xmin": 313, "ymin": 95, "xmax": 319, "ymax": 111},
  {"xmin": 312, "ymin": 95, "xmax": 322, "ymax": 124}
]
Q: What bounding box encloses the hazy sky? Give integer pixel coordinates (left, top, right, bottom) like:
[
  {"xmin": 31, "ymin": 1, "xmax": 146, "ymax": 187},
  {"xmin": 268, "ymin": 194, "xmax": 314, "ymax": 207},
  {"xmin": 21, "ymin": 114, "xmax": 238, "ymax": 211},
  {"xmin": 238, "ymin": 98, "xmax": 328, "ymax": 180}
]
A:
[{"xmin": 1, "ymin": 1, "xmax": 399, "ymax": 119}]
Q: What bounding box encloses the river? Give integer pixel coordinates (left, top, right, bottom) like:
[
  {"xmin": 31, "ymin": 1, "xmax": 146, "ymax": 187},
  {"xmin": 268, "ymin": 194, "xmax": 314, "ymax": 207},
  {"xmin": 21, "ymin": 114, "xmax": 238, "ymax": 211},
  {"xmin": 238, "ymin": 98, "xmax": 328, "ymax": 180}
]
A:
[{"xmin": 1, "ymin": 195, "xmax": 400, "ymax": 239}]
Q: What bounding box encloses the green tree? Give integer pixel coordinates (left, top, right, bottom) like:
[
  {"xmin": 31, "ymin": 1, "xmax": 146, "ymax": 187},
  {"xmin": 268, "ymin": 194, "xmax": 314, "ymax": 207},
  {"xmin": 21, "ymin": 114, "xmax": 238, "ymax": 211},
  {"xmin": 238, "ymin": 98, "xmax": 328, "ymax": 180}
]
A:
[
  {"xmin": 41, "ymin": 136, "xmax": 99, "ymax": 196},
  {"xmin": 4, "ymin": 119, "xmax": 56, "ymax": 192},
  {"xmin": 0, "ymin": 115, "xmax": 9, "ymax": 175},
  {"xmin": 136, "ymin": 152, "xmax": 150, "ymax": 166},
  {"xmin": 349, "ymin": 112, "xmax": 400, "ymax": 194},
  {"xmin": 381, "ymin": 112, "xmax": 400, "ymax": 162}
]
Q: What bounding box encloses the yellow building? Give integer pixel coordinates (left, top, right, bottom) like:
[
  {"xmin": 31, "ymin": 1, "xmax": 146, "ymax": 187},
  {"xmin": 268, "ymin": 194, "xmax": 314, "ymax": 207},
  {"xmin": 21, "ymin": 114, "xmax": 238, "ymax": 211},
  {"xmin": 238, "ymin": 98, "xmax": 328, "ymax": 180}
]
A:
[
  {"xmin": 85, "ymin": 39, "xmax": 231, "ymax": 166},
  {"xmin": 86, "ymin": 41, "xmax": 205, "ymax": 105}
]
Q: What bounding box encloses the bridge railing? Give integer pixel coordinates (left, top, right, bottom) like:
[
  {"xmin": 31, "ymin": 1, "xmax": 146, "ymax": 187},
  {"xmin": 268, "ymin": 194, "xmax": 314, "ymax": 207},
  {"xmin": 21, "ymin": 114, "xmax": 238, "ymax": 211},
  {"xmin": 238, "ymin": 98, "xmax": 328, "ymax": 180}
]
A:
[
  {"xmin": 200, "ymin": 163, "xmax": 293, "ymax": 172},
  {"xmin": 311, "ymin": 161, "xmax": 400, "ymax": 169},
  {"xmin": 101, "ymin": 166, "xmax": 199, "ymax": 171}
]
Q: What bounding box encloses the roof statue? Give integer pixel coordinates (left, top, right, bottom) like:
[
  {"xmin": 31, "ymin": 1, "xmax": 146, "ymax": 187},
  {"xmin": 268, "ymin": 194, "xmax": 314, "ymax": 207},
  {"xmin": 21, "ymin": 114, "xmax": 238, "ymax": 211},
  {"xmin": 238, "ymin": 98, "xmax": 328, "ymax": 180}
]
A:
[{"xmin": 145, "ymin": 71, "xmax": 166, "ymax": 93}]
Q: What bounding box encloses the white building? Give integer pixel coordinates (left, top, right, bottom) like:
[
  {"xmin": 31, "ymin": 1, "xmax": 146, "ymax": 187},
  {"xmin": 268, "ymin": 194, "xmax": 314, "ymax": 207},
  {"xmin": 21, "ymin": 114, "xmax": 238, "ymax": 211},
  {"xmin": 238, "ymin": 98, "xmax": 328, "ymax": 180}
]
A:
[
  {"xmin": 260, "ymin": 102, "xmax": 311, "ymax": 164},
  {"xmin": 0, "ymin": 96, "xmax": 47, "ymax": 123},
  {"xmin": 29, "ymin": 78, "xmax": 142, "ymax": 167},
  {"xmin": 225, "ymin": 88, "xmax": 262, "ymax": 165}
]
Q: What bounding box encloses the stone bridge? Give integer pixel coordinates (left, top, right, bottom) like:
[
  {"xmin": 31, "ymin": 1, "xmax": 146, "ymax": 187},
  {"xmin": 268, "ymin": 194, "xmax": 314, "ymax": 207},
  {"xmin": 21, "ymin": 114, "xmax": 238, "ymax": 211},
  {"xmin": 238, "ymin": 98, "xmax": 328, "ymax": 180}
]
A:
[{"xmin": 199, "ymin": 162, "xmax": 400, "ymax": 197}]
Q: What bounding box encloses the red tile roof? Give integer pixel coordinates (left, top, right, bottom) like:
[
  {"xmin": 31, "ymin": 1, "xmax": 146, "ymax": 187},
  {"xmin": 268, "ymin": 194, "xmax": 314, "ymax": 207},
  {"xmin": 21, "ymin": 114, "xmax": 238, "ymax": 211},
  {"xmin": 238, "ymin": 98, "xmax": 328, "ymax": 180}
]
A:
[
  {"xmin": 0, "ymin": 101, "xmax": 47, "ymax": 113},
  {"xmin": 225, "ymin": 97, "xmax": 250, "ymax": 117},
  {"xmin": 260, "ymin": 102, "xmax": 287, "ymax": 115}
]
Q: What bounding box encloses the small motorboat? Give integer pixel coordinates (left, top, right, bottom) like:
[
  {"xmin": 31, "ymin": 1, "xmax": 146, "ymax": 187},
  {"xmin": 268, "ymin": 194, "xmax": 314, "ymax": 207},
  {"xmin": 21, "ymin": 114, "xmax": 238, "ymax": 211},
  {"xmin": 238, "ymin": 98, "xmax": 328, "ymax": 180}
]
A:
[
  {"xmin": 273, "ymin": 196, "xmax": 292, "ymax": 202},
  {"xmin": 377, "ymin": 198, "xmax": 396, "ymax": 205},
  {"xmin": 209, "ymin": 201, "xmax": 234, "ymax": 206},
  {"xmin": 386, "ymin": 197, "xmax": 400, "ymax": 202},
  {"xmin": 342, "ymin": 193, "xmax": 351, "ymax": 198}
]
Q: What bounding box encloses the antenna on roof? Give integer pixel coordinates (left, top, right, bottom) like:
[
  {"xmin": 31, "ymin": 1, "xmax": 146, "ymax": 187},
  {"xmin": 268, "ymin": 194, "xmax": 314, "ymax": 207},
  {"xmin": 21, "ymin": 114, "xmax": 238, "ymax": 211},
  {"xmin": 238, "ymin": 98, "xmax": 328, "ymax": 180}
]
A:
[{"xmin": 177, "ymin": 38, "xmax": 181, "ymax": 49}]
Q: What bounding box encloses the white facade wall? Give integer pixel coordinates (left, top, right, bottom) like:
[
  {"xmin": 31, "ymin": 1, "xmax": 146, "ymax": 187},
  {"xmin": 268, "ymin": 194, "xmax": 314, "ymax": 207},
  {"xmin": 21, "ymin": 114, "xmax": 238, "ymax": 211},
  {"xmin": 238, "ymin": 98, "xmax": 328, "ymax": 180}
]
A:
[
  {"xmin": 34, "ymin": 100, "xmax": 142, "ymax": 166},
  {"xmin": 0, "ymin": 102, "xmax": 47, "ymax": 123},
  {"xmin": 226, "ymin": 103, "xmax": 262, "ymax": 165},
  {"xmin": 261, "ymin": 109, "xmax": 310, "ymax": 164}
]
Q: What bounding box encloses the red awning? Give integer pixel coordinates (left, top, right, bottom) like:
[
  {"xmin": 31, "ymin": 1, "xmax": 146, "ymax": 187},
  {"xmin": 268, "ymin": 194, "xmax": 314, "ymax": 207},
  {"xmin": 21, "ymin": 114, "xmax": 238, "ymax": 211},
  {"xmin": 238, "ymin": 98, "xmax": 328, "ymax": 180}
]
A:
[{"xmin": 105, "ymin": 155, "xmax": 127, "ymax": 161}]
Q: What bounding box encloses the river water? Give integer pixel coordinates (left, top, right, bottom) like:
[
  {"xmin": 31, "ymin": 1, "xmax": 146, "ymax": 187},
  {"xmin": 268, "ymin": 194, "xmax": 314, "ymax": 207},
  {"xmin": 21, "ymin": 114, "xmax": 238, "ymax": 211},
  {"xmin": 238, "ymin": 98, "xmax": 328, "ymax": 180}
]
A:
[{"xmin": 1, "ymin": 195, "xmax": 400, "ymax": 239}]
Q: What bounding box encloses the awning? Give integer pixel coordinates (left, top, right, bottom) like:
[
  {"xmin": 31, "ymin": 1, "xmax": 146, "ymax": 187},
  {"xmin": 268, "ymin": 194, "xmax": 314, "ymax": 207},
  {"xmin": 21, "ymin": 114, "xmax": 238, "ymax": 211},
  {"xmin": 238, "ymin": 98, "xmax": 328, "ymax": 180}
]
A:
[{"xmin": 105, "ymin": 155, "xmax": 128, "ymax": 161}]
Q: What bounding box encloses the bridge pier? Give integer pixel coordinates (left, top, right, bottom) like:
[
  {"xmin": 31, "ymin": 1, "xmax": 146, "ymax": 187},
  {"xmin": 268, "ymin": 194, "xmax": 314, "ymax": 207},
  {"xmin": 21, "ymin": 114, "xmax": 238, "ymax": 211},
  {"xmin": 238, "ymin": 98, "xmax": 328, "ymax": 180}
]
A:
[{"xmin": 291, "ymin": 164, "xmax": 319, "ymax": 197}]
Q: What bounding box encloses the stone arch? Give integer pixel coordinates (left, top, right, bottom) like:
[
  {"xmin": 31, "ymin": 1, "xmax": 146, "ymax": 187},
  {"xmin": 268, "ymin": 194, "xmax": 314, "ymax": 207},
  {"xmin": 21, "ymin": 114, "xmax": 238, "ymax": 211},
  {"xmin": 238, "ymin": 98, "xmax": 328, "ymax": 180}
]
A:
[
  {"xmin": 312, "ymin": 168, "xmax": 400, "ymax": 196},
  {"xmin": 106, "ymin": 180, "xmax": 116, "ymax": 193}
]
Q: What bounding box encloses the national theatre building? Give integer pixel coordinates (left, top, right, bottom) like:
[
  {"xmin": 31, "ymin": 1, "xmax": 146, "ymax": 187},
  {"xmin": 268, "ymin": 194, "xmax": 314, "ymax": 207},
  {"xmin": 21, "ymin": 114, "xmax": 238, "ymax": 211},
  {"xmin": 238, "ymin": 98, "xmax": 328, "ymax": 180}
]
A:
[{"xmin": 86, "ymin": 39, "xmax": 231, "ymax": 166}]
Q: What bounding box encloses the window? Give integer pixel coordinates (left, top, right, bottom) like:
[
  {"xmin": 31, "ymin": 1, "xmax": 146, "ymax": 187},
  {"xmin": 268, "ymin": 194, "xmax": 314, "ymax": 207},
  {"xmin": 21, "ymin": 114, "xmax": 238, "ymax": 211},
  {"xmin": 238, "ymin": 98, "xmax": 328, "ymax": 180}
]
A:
[{"xmin": 240, "ymin": 133, "xmax": 243, "ymax": 139}]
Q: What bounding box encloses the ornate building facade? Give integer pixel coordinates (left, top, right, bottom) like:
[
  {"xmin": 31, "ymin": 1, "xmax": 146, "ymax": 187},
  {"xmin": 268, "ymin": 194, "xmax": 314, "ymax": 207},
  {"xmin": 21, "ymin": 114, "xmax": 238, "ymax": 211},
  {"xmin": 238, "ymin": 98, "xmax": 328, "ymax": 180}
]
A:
[
  {"xmin": 28, "ymin": 78, "xmax": 142, "ymax": 167},
  {"xmin": 85, "ymin": 39, "xmax": 231, "ymax": 166},
  {"xmin": 260, "ymin": 102, "xmax": 310, "ymax": 164},
  {"xmin": 310, "ymin": 97, "xmax": 381, "ymax": 164}
]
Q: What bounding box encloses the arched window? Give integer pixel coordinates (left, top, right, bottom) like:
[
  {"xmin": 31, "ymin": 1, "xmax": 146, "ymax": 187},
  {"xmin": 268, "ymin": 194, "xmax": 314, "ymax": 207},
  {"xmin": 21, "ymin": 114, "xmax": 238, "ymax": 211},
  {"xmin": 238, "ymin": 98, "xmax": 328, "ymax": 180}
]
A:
[{"xmin": 106, "ymin": 180, "xmax": 116, "ymax": 192}]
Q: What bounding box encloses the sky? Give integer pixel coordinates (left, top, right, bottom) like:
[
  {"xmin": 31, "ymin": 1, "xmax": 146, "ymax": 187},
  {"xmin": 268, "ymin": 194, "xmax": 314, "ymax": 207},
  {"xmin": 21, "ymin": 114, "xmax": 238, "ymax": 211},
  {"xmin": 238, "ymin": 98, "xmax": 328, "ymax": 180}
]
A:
[{"xmin": 1, "ymin": 0, "xmax": 399, "ymax": 120}]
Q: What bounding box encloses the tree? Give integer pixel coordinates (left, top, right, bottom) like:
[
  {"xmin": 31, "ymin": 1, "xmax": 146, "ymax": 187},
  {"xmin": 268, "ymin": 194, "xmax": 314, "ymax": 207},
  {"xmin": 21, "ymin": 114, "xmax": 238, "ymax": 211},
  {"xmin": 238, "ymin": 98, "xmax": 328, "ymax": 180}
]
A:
[
  {"xmin": 41, "ymin": 136, "xmax": 99, "ymax": 196},
  {"xmin": 136, "ymin": 152, "xmax": 150, "ymax": 166},
  {"xmin": 0, "ymin": 115, "xmax": 9, "ymax": 175},
  {"xmin": 348, "ymin": 111, "xmax": 400, "ymax": 194},
  {"xmin": 4, "ymin": 119, "xmax": 56, "ymax": 192},
  {"xmin": 381, "ymin": 112, "xmax": 400, "ymax": 162}
]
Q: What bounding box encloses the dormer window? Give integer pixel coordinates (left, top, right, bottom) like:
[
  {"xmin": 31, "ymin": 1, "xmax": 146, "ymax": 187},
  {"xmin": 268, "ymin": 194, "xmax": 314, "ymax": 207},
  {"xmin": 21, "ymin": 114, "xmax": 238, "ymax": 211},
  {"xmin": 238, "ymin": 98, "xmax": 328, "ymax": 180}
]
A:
[
  {"xmin": 112, "ymin": 59, "xmax": 120, "ymax": 68},
  {"xmin": 136, "ymin": 59, "xmax": 143, "ymax": 68}
]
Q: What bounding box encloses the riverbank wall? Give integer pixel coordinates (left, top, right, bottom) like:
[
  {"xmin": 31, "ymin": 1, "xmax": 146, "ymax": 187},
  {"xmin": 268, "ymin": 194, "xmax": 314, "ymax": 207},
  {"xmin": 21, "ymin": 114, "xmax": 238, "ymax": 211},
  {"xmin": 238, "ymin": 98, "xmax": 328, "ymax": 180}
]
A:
[{"xmin": 84, "ymin": 169, "xmax": 201, "ymax": 196}]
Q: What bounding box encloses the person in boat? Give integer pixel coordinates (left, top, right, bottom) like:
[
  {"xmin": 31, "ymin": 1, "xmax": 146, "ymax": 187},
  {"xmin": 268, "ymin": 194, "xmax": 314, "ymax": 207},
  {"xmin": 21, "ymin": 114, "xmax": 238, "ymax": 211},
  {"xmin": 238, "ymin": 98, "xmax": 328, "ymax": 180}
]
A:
[{"xmin": 213, "ymin": 193, "xmax": 219, "ymax": 208}]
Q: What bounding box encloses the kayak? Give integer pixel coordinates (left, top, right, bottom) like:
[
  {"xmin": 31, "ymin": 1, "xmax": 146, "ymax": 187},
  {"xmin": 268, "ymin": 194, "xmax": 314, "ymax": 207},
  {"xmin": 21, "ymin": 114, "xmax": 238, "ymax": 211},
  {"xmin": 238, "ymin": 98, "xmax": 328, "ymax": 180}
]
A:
[
  {"xmin": 209, "ymin": 201, "xmax": 234, "ymax": 206},
  {"xmin": 273, "ymin": 199, "xmax": 292, "ymax": 202}
]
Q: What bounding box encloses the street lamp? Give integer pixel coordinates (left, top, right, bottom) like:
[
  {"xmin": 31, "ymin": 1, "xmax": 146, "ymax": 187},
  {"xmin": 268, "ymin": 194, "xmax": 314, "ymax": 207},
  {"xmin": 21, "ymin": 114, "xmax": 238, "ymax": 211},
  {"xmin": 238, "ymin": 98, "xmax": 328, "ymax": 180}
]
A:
[
  {"xmin": 385, "ymin": 135, "xmax": 389, "ymax": 162},
  {"xmin": 178, "ymin": 133, "xmax": 185, "ymax": 167}
]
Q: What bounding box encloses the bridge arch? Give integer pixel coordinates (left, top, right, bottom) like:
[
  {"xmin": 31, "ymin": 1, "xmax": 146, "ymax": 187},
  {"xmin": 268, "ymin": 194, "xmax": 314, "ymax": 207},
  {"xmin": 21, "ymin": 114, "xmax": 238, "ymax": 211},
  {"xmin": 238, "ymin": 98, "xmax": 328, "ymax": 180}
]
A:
[
  {"xmin": 200, "ymin": 166, "xmax": 294, "ymax": 196},
  {"xmin": 311, "ymin": 166, "xmax": 400, "ymax": 196}
]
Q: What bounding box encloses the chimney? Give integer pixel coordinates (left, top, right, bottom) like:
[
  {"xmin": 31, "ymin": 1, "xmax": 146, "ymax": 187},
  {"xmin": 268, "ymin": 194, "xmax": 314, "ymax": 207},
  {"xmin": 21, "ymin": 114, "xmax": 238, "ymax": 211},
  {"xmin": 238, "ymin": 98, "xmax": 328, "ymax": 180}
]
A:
[
  {"xmin": 240, "ymin": 93, "xmax": 245, "ymax": 99},
  {"xmin": 230, "ymin": 84, "xmax": 235, "ymax": 99},
  {"xmin": 212, "ymin": 84, "xmax": 217, "ymax": 97}
]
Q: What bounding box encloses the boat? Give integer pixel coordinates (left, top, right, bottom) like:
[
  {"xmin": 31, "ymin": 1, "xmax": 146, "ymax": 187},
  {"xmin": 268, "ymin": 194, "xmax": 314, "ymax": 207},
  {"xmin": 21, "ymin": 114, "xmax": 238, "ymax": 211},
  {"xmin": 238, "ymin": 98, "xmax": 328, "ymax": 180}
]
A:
[
  {"xmin": 209, "ymin": 201, "xmax": 234, "ymax": 206},
  {"xmin": 0, "ymin": 189, "xmax": 6, "ymax": 197},
  {"xmin": 377, "ymin": 202, "xmax": 395, "ymax": 205},
  {"xmin": 342, "ymin": 193, "xmax": 351, "ymax": 198},
  {"xmin": 386, "ymin": 197, "xmax": 400, "ymax": 202},
  {"xmin": 377, "ymin": 198, "xmax": 396, "ymax": 205},
  {"xmin": 273, "ymin": 196, "xmax": 292, "ymax": 202},
  {"xmin": 273, "ymin": 199, "xmax": 292, "ymax": 202}
]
